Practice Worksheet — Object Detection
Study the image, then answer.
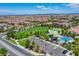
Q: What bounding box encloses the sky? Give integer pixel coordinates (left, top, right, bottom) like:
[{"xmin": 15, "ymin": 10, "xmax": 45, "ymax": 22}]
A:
[{"xmin": 0, "ymin": 3, "xmax": 79, "ymax": 15}]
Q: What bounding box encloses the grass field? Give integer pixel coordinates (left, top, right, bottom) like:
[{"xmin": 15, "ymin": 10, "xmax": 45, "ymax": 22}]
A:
[{"xmin": 14, "ymin": 26, "xmax": 49, "ymax": 39}]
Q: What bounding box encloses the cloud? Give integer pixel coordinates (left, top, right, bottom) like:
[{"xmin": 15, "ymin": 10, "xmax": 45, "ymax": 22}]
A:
[
  {"xmin": 36, "ymin": 5, "xmax": 48, "ymax": 10},
  {"xmin": 66, "ymin": 3, "xmax": 79, "ymax": 8}
]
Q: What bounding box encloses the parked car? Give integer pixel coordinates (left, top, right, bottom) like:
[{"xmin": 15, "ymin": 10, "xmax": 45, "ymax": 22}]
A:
[{"xmin": 62, "ymin": 50, "xmax": 74, "ymax": 56}]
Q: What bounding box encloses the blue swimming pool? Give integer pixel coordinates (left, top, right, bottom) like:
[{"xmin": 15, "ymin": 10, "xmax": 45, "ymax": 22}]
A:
[{"xmin": 58, "ymin": 36, "xmax": 74, "ymax": 43}]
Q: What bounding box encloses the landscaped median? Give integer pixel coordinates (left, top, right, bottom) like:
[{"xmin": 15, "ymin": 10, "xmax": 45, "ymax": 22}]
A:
[{"xmin": 4, "ymin": 36, "xmax": 17, "ymax": 44}]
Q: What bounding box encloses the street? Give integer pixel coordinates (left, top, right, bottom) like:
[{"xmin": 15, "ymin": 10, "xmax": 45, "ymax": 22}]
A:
[{"xmin": 0, "ymin": 33, "xmax": 35, "ymax": 56}]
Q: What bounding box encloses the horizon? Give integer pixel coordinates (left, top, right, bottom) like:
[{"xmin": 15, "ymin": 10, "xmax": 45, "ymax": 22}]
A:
[{"xmin": 0, "ymin": 3, "xmax": 79, "ymax": 15}]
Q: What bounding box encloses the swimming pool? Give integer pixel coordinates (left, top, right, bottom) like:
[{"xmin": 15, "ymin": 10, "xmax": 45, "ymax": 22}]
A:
[{"xmin": 58, "ymin": 36, "xmax": 74, "ymax": 43}]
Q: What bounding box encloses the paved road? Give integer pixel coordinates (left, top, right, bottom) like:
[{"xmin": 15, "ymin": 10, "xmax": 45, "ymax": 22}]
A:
[
  {"xmin": 0, "ymin": 33, "xmax": 35, "ymax": 56},
  {"xmin": 0, "ymin": 43, "xmax": 16, "ymax": 56},
  {"xmin": 31, "ymin": 37, "xmax": 73, "ymax": 56}
]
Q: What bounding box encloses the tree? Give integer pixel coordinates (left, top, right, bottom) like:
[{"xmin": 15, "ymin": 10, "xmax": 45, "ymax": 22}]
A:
[
  {"xmin": 29, "ymin": 41, "xmax": 36, "ymax": 50},
  {"xmin": 25, "ymin": 39, "xmax": 30, "ymax": 48},
  {"xmin": 66, "ymin": 42, "xmax": 73, "ymax": 50},
  {"xmin": 66, "ymin": 42, "xmax": 79, "ymax": 56},
  {"xmin": 43, "ymin": 34, "xmax": 49, "ymax": 41},
  {"xmin": 75, "ymin": 38, "xmax": 79, "ymax": 45},
  {"xmin": 0, "ymin": 48, "xmax": 8, "ymax": 56},
  {"xmin": 7, "ymin": 26, "xmax": 16, "ymax": 38},
  {"xmin": 32, "ymin": 41, "xmax": 36, "ymax": 46}
]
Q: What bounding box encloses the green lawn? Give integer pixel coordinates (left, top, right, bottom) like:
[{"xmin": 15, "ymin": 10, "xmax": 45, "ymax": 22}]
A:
[
  {"xmin": 14, "ymin": 26, "xmax": 49, "ymax": 39},
  {"xmin": 19, "ymin": 39, "xmax": 27, "ymax": 47},
  {"xmin": 19, "ymin": 36, "xmax": 34, "ymax": 47}
]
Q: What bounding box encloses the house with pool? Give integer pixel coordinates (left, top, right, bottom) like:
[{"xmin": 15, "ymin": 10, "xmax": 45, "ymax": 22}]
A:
[{"xmin": 48, "ymin": 28, "xmax": 74, "ymax": 44}]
